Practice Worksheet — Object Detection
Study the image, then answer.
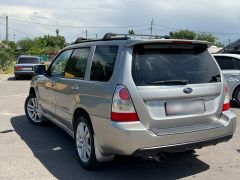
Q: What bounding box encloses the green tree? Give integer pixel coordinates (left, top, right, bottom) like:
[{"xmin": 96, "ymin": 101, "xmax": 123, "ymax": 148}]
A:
[
  {"xmin": 128, "ymin": 29, "xmax": 135, "ymax": 35},
  {"xmin": 0, "ymin": 48, "xmax": 14, "ymax": 71},
  {"xmin": 169, "ymin": 29, "xmax": 196, "ymax": 40},
  {"xmin": 2, "ymin": 41, "xmax": 17, "ymax": 51},
  {"xmin": 196, "ymin": 33, "xmax": 216, "ymax": 44},
  {"xmin": 169, "ymin": 30, "xmax": 223, "ymax": 47},
  {"xmin": 17, "ymin": 38, "xmax": 36, "ymax": 53},
  {"xmin": 17, "ymin": 35, "xmax": 66, "ymax": 56},
  {"xmin": 196, "ymin": 33, "xmax": 224, "ymax": 47}
]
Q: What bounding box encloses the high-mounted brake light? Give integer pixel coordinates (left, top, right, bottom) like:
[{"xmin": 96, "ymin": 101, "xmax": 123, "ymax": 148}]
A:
[
  {"xmin": 222, "ymin": 83, "xmax": 230, "ymax": 112},
  {"xmin": 111, "ymin": 85, "xmax": 139, "ymax": 122},
  {"xmin": 171, "ymin": 41, "xmax": 193, "ymax": 44}
]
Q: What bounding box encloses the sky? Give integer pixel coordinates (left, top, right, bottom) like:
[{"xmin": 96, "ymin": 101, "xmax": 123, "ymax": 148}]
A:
[{"xmin": 0, "ymin": 0, "xmax": 240, "ymax": 45}]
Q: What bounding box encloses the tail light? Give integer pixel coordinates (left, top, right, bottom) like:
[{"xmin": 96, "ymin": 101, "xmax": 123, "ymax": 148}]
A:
[
  {"xmin": 111, "ymin": 85, "xmax": 139, "ymax": 122},
  {"xmin": 222, "ymin": 83, "xmax": 230, "ymax": 112},
  {"xmin": 15, "ymin": 66, "xmax": 22, "ymax": 71}
]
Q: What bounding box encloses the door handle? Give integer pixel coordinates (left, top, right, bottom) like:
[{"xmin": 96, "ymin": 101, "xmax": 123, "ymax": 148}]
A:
[
  {"xmin": 230, "ymin": 74, "xmax": 238, "ymax": 77},
  {"xmin": 71, "ymin": 85, "xmax": 79, "ymax": 91}
]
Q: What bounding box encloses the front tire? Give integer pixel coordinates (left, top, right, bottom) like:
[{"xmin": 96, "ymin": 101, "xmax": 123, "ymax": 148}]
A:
[
  {"xmin": 15, "ymin": 75, "xmax": 20, "ymax": 80},
  {"xmin": 25, "ymin": 93, "xmax": 45, "ymax": 125},
  {"xmin": 75, "ymin": 115, "xmax": 98, "ymax": 169}
]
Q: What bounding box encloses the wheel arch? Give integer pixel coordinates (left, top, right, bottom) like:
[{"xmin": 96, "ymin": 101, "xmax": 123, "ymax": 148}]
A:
[
  {"xmin": 29, "ymin": 87, "xmax": 36, "ymax": 95},
  {"xmin": 72, "ymin": 108, "xmax": 93, "ymax": 132},
  {"xmin": 232, "ymin": 84, "xmax": 240, "ymax": 100}
]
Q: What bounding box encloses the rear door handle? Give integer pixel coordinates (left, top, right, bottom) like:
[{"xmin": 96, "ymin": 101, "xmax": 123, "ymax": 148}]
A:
[{"xmin": 230, "ymin": 74, "xmax": 238, "ymax": 77}]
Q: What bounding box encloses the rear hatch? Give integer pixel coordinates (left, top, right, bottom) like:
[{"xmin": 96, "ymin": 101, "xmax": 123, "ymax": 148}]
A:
[
  {"xmin": 15, "ymin": 57, "xmax": 40, "ymax": 71},
  {"xmin": 131, "ymin": 41, "xmax": 223, "ymax": 133}
]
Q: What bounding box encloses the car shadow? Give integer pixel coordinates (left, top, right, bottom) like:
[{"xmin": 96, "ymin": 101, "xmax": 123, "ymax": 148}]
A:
[
  {"xmin": 230, "ymin": 100, "xmax": 239, "ymax": 109},
  {"xmin": 8, "ymin": 76, "xmax": 32, "ymax": 81},
  {"xmin": 11, "ymin": 115, "xmax": 209, "ymax": 179}
]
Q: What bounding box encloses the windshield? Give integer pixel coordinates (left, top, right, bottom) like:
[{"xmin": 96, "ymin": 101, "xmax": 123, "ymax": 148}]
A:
[
  {"xmin": 17, "ymin": 57, "xmax": 40, "ymax": 64},
  {"xmin": 132, "ymin": 44, "xmax": 221, "ymax": 86}
]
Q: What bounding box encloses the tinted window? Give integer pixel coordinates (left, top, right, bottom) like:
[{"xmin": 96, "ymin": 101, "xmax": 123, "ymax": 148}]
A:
[
  {"xmin": 90, "ymin": 46, "xmax": 118, "ymax": 81},
  {"xmin": 214, "ymin": 56, "xmax": 234, "ymax": 70},
  {"xmin": 18, "ymin": 57, "xmax": 39, "ymax": 64},
  {"xmin": 233, "ymin": 58, "xmax": 240, "ymax": 69},
  {"xmin": 49, "ymin": 50, "xmax": 72, "ymax": 77},
  {"xmin": 132, "ymin": 44, "xmax": 221, "ymax": 86},
  {"xmin": 64, "ymin": 48, "xmax": 90, "ymax": 78}
]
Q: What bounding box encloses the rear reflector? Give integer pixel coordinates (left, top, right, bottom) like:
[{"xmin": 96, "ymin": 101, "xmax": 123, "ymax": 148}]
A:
[
  {"xmin": 222, "ymin": 83, "xmax": 230, "ymax": 112},
  {"xmin": 111, "ymin": 112, "xmax": 139, "ymax": 122},
  {"xmin": 222, "ymin": 102, "xmax": 230, "ymax": 112}
]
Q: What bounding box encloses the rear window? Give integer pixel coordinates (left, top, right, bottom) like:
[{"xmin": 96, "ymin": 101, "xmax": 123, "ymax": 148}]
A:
[
  {"xmin": 17, "ymin": 57, "xmax": 40, "ymax": 64},
  {"xmin": 132, "ymin": 44, "xmax": 221, "ymax": 86},
  {"xmin": 214, "ymin": 56, "xmax": 234, "ymax": 70},
  {"xmin": 90, "ymin": 45, "xmax": 118, "ymax": 82}
]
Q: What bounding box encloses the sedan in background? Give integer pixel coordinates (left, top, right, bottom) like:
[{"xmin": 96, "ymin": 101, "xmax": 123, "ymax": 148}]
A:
[
  {"xmin": 14, "ymin": 55, "xmax": 41, "ymax": 79},
  {"xmin": 213, "ymin": 53, "xmax": 240, "ymax": 106}
]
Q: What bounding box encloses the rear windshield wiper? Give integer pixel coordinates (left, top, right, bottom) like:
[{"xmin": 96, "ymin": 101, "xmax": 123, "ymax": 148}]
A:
[
  {"xmin": 209, "ymin": 74, "xmax": 221, "ymax": 83},
  {"xmin": 150, "ymin": 80, "xmax": 188, "ymax": 85}
]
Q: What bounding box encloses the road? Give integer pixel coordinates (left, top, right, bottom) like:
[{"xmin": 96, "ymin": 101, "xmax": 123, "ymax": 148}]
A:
[{"xmin": 0, "ymin": 75, "xmax": 240, "ymax": 180}]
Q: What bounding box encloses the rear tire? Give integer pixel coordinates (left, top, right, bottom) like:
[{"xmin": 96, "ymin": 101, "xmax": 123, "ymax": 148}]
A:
[
  {"xmin": 15, "ymin": 75, "xmax": 20, "ymax": 80},
  {"xmin": 25, "ymin": 93, "xmax": 45, "ymax": 125},
  {"xmin": 74, "ymin": 115, "xmax": 98, "ymax": 169},
  {"xmin": 234, "ymin": 87, "xmax": 240, "ymax": 106}
]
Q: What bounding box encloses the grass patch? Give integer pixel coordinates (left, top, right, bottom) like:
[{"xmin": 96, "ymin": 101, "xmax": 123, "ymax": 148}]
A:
[{"xmin": 0, "ymin": 64, "xmax": 14, "ymax": 74}]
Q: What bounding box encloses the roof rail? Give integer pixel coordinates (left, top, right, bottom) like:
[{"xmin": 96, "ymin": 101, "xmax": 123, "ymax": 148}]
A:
[
  {"xmin": 102, "ymin": 33, "xmax": 130, "ymax": 40},
  {"xmin": 102, "ymin": 33, "xmax": 168, "ymax": 40},
  {"xmin": 73, "ymin": 33, "xmax": 169, "ymax": 44}
]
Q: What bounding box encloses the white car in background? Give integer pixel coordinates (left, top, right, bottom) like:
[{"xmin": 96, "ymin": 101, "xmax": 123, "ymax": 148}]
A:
[{"xmin": 213, "ymin": 53, "xmax": 240, "ymax": 105}]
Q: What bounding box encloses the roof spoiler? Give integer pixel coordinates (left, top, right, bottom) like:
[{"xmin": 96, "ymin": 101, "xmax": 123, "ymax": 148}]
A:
[{"xmin": 126, "ymin": 39, "xmax": 211, "ymax": 48}]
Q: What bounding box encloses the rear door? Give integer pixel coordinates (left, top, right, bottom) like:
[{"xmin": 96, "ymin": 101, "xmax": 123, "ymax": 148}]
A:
[
  {"xmin": 130, "ymin": 43, "xmax": 222, "ymax": 130},
  {"xmin": 55, "ymin": 47, "xmax": 91, "ymax": 128}
]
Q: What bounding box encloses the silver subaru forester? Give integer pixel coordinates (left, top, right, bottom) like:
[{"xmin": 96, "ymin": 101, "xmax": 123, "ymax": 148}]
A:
[{"xmin": 25, "ymin": 33, "xmax": 237, "ymax": 169}]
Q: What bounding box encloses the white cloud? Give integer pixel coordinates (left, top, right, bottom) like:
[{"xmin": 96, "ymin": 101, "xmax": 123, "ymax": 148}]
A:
[{"xmin": 0, "ymin": 0, "xmax": 239, "ymax": 44}]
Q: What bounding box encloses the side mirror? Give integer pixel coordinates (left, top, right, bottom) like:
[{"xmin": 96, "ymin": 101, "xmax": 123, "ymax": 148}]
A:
[{"xmin": 34, "ymin": 65, "xmax": 46, "ymax": 76}]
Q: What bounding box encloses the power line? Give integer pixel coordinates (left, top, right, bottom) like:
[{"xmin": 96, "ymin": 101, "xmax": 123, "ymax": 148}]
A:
[{"xmin": 11, "ymin": 18, "xmax": 149, "ymax": 29}]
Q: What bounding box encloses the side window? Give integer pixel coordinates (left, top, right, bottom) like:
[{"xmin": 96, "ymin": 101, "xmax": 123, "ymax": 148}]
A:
[
  {"xmin": 49, "ymin": 50, "xmax": 73, "ymax": 76},
  {"xmin": 64, "ymin": 48, "xmax": 90, "ymax": 79},
  {"xmin": 233, "ymin": 58, "xmax": 240, "ymax": 70},
  {"xmin": 214, "ymin": 56, "xmax": 234, "ymax": 70},
  {"xmin": 90, "ymin": 46, "xmax": 118, "ymax": 81}
]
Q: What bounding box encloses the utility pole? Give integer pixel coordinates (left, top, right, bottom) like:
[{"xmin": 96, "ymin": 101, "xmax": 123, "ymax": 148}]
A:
[
  {"xmin": 6, "ymin": 16, "xmax": 9, "ymax": 42},
  {"xmin": 85, "ymin": 29, "xmax": 88, "ymax": 39},
  {"xmin": 56, "ymin": 29, "xmax": 59, "ymax": 37},
  {"xmin": 150, "ymin": 18, "xmax": 154, "ymax": 37},
  {"xmin": 96, "ymin": 34, "xmax": 98, "ymax": 39}
]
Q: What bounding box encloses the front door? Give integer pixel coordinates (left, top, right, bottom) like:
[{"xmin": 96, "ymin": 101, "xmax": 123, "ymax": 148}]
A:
[{"xmin": 38, "ymin": 49, "xmax": 73, "ymax": 116}]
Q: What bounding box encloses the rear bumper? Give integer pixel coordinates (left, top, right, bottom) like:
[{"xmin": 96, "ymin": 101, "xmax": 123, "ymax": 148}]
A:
[
  {"xmin": 14, "ymin": 71, "xmax": 34, "ymax": 76},
  {"xmin": 133, "ymin": 134, "xmax": 232, "ymax": 156},
  {"xmin": 91, "ymin": 110, "xmax": 237, "ymax": 156}
]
